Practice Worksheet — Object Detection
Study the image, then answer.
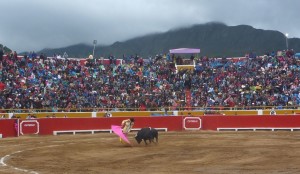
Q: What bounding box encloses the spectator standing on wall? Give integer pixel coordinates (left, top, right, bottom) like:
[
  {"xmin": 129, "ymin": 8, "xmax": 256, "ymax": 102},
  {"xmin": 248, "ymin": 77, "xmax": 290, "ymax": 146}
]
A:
[
  {"xmin": 104, "ymin": 111, "xmax": 112, "ymax": 117},
  {"xmin": 270, "ymin": 108, "xmax": 277, "ymax": 115},
  {"xmin": 26, "ymin": 114, "xmax": 31, "ymax": 119}
]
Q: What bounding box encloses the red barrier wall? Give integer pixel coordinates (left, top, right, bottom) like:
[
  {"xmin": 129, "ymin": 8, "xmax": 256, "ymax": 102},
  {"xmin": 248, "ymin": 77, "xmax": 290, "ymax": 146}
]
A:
[
  {"xmin": 0, "ymin": 119, "xmax": 18, "ymax": 138},
  {"xmin": 37, "ymin": 116, "xmax": 183, "ymax": 135},
  {"xmin": 1, "ymin": 116, "xmax": 300, "ymax": 138},
  {"xmin": 201, "ymin": 115, "xmax": 300, "ymax": 130}
]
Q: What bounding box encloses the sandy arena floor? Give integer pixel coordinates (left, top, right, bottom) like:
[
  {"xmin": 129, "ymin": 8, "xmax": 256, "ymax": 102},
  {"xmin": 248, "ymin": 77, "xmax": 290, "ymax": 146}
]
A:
[{"xmin": 1, "ymin": 131, "xmax": 300, "ymax": 174}]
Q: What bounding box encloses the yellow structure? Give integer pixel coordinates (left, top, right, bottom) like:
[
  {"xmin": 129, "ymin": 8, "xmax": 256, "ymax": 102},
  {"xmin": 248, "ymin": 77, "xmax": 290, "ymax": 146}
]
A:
[{"xmin": 3, "ymin": 109, "xmax": 299, "ymax": 119}]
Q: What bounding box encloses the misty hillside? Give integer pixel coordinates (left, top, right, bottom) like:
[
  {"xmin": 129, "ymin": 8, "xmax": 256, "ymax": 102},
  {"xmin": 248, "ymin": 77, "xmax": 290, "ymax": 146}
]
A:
[
  {"xmin": 25, "ymin": 23, "xmax": 300, "ymax": 58},
  {"xmin": 0, "ymin": 44, "xmax": 11, "ymax": 54}
]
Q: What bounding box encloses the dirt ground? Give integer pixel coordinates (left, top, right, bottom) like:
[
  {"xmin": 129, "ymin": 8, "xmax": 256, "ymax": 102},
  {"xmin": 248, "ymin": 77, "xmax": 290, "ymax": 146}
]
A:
[{"xmin": 1, "ymin": 131, "xmax": 300, "ymax": 174}]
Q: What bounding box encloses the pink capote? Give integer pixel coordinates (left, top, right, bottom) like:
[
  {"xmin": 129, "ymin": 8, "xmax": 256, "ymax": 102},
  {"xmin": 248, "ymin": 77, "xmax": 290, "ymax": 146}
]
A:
[{"xmin": 111, "ymin": 125, "xmax": 131, "ymax": 144}]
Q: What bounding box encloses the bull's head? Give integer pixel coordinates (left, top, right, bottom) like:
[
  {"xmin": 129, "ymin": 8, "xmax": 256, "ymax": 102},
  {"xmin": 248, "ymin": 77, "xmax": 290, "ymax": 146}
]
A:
[{"xmin": 135, "ymin": 133, "xmax": 142, "ymax": 144}]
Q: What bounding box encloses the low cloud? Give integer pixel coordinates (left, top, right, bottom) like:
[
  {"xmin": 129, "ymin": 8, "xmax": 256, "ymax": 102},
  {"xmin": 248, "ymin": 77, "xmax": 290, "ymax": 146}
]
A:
[{"xmin": 0, "ymin": 0, "xmax": 299, "ymax": 52}]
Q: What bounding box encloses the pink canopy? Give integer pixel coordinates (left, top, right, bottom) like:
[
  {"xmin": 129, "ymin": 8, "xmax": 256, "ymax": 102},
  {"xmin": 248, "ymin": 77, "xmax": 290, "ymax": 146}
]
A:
[{"xmin": 169, "ymin": 48, "xmax": 200, "ymax": 54}]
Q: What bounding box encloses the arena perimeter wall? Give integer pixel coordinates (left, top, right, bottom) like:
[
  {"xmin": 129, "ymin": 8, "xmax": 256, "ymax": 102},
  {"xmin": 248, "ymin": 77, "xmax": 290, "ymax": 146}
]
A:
[
  {"xmin": 1, "ymin": 116, "xmax": 300, "ymax": 138},
  {"xmin": 5, "ymin": 109, "xmax": 300, "ymax": 119}
]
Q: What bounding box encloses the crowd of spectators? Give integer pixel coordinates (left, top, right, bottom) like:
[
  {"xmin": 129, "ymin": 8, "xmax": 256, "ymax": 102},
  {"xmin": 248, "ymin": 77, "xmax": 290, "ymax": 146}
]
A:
[{"xmin": 0, "ymin": 47, "xmax": 299, "ymax": 114}]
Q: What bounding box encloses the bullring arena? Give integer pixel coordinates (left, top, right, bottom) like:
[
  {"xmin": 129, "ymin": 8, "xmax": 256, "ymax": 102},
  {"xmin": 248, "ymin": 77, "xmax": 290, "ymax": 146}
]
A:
[
  {"xmin": 1, "ymin": 115, "xmax": 300, "ymax": 174},
  {"xmin": 1, "ymin": 131, "xmax": 300, "ymax": 174}
]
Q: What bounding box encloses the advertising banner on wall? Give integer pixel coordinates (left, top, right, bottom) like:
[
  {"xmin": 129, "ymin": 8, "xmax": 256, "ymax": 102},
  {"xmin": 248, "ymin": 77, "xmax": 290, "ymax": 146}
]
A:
[
  {"xmin": 20, "ymin": 120, "xmax": 39, "ymax": 135},
  {"xmin": 183, "ymin": 117, "xmax": 202, "ymax": 130}
]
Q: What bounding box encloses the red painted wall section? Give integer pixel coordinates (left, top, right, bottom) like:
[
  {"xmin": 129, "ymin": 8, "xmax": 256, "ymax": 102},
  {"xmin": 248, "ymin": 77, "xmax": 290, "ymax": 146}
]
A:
[
  {"xmin": 201, "ymin": 116, "xmax": 300, "ymax": 130},
  {"xmin": 1, "ymin": 116, "xmax": 300, "ymax": 138},
  {"xmin": 0, "ymin": 119, "xmax": 18, "ymax": 138},
  {"xmin": 38, "ymin": 116, "xmax": 183, "ymax": 135}
]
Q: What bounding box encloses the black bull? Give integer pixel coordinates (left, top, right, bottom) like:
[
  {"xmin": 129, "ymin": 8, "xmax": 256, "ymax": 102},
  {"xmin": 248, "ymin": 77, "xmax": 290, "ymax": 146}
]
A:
[{"xmin": 135, "ymin": 127, "xmax": 158, "ymax": 145}]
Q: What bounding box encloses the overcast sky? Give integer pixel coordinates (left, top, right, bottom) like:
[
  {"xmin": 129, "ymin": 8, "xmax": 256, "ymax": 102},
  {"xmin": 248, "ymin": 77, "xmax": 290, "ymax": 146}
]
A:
[{"xmin": 1, "ymin": 0, "xmax": 299, "ymax": 52}]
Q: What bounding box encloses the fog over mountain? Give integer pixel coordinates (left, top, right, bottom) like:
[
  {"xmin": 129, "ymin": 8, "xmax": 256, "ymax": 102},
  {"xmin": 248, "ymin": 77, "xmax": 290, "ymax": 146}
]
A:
[
  {"xmin": 37, "ymin": 23, "xmax": 300, "ymax": 58},
  {"xmin": 0, "ymin": 0, "xmax": 299, "ymax": 53}
]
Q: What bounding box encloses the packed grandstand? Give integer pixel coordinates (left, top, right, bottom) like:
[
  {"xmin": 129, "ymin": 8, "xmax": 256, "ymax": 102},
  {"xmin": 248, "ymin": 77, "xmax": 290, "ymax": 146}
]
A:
[{"xmin": 0, "ymin": 48, "xmax": 299, "ymax": 114}]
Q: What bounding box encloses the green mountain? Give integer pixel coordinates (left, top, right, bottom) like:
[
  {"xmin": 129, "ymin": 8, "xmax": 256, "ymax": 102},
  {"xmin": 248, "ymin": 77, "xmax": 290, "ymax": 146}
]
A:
[
  {"xmin": 38, "ymin": 22, "xmax": 300, "ymax": 58},
  {"xmin": 0, "ymin": 44, "xmax": 12, "ymax": 54}
]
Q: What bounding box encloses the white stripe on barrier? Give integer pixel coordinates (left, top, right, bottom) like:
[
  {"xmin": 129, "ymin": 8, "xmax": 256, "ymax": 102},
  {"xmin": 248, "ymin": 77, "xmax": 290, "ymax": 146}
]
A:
[
  {"xmin": 217, "ymin": 127, "xmax": 300, "ymax": 132},
  {"xmin": 130, "ymin": 128, "xmax": 168, "ymax": 132},
  {"xmin": 53, "ymin": 129, "xmax": 112, "ymax": 135},
  {"xmin": 53, "ymin": 128, "xmax": 168, "ymax": 135}
]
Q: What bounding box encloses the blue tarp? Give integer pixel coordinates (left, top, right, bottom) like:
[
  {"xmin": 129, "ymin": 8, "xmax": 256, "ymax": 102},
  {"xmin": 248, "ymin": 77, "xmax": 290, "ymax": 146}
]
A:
[{"xmin": 295, "ymin": 53, "xmax": 300, "ymax": 58}]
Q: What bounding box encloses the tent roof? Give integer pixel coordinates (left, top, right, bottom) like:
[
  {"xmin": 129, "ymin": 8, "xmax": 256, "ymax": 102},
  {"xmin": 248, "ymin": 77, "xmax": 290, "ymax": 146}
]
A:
[{"xmin": 169, "ymin": 48, "xmax": 200, "ymax": 54}]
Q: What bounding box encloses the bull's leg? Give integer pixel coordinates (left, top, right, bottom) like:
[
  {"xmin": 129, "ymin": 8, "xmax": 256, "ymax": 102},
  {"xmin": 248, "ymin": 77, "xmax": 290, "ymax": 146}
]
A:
[
  {"xmin": 143, "ymin": 139, "xmax": 148, "ymax": 145},
  {"xmin": 149, "ymin": 135, "xmax": 154, "ymax": 144}
]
